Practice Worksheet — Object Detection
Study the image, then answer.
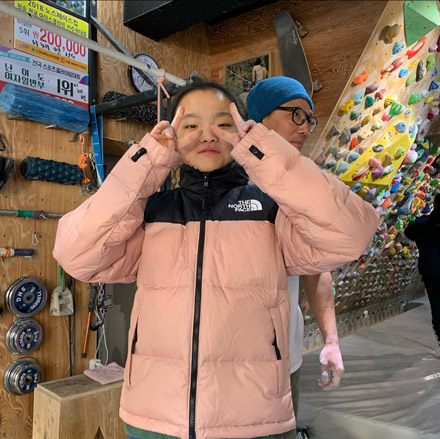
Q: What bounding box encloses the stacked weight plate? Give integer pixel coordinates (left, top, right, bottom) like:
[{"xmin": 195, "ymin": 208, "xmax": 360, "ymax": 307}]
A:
[
  {"xmin": 4, "ymin": 277, "xmax": 46, "ymax": 395},
  {"xmin": 6, "ymin": 318, "xmax": 42, "ymax": 355},
  {"xmin": 5, "ymin": 277, "xmax": 47, "ymax": 317},
  {"xmin": 4, "ymin": 357, "xmax": 42, "ymax": 395}
]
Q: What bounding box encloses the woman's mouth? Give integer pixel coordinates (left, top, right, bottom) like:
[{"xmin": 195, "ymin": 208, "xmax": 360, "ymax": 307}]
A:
[{"xmin": 199, "ymin": 148, "xmax": 219, "ymax": 154}]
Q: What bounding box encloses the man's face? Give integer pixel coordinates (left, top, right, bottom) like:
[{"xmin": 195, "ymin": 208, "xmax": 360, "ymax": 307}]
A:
[{"xmin": 261, "ymin": 98, "xmax": 312, "ymax": 151}]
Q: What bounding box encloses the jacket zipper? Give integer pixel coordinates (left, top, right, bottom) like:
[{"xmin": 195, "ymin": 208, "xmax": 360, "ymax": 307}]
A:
[{"xmin": 189, "ymin": 174, "xmax": 209, "ymax": 439}]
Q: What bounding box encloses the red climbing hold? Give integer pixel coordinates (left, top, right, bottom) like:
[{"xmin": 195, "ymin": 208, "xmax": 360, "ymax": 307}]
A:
[{"xmin": 406, "ymin": 36, "xmax": 426, "ymax": 59}]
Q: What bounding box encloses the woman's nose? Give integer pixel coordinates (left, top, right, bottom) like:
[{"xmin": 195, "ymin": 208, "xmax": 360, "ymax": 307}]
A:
[{"xmin": 200, "ymin": 127, "xmax": 217, "ymax": 142}]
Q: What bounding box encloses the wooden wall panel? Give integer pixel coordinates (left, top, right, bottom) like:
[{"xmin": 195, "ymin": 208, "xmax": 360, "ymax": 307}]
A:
[
  {"xmin": 96, "ymin": 0, "xmax": 211, "ymax": 155},
  {"xmin": 209, "ymin": 0, "xmax": 387, "ymax": 156},
  {"xmin": 0, "ymin": 3, "xmax": 93, "ymax": 438}
]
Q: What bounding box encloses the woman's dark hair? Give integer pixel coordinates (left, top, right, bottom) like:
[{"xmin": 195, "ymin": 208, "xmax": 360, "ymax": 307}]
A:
[
  {"xmin": 254, "ymin": 58, "xmax": 262, "ymax": 66},
  {"xmin": 170, "ymin": 80, "xmax": 247, "ymax": 121}
]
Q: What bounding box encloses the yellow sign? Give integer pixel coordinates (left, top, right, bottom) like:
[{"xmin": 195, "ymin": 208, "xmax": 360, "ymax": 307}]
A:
[
  {"xmin": 340, "ymin": 107, "xmax": 415, "ymax": 190},
  {"xmin": 14, "ymin": 0, "xmax": 88, "ymax": 38}
]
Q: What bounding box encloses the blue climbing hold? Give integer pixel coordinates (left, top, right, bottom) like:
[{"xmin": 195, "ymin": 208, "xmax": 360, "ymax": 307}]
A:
[
  {"xmin": 351, "ymin": 182, "xmax": 362, "ymax": 193},
  {"xmin": 429, "ymin": 80, "xmax": 440, "ymax": 91},
  {"xmin": 395, "ymin": 122, "xmax": 406, "ymax": 133},
  {"xmin": 392, "ymin": 41, "xmax": 405, "ymax": 55},
  {"xmin": 399, "ymin": 68, "xmax": 409, "ymax": 77}
]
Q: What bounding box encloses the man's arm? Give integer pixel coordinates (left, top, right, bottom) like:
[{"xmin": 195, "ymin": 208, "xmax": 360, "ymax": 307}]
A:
[{"xmin": 302, "ymin": 272, "xmax": 344, "ymax": 390}]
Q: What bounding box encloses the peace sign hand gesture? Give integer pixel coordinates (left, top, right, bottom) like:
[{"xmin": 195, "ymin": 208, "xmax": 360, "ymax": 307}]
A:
[
  {"xmin": 211, "ymin": 103, "xmax": 257, "ymax": 147},
  {"xmin": 149, "ymin": 106, "xmax": 202, "ymax": 152}
]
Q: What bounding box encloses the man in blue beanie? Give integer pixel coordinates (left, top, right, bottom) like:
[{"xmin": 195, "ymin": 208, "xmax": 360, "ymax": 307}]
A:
[{"xmin": 247, "ymin": 77, "xmax": 344, "ymax": 439}]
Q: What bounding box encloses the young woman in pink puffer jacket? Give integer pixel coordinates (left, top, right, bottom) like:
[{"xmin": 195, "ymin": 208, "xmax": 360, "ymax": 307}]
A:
[{"xmin": 53, "ymin": 81, "xmax": 379, "ymax": 439}]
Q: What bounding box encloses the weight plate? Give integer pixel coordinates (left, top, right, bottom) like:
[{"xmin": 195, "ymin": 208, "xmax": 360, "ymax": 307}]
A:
[
  {"xmin": 4, "ymin": 358, "xmax": 42, "ymax": 395},
  {"xmin": 6, "ymin": 319, "xmax": 42, "ymax": 354},
  {"xmin": 6, "ymin": 277, "xmax": 47, "ymax": 317}
]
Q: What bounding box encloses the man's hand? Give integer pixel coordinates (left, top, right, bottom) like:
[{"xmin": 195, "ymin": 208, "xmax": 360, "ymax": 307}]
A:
[
  {"xmin": 211, "ymin": 103, "xmax": 257, "ymax": 146},
  {"xmin": 318, "ymin": 341, "xmax": 344, "ymax": 391}
]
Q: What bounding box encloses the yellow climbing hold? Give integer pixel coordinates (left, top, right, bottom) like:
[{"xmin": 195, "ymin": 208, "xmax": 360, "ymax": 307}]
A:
[
  {"xmin": 384, "ymin": 95, "xmax": 398, "ymax": 107},
  {"xmin": 361, "ymin": 115, "xmax": 373, "ymax": 126},
  {"xmin": 340, "ymin": 100, "xmax": 354, "ymax": 114},
  {"xmin": 425, "ymin": 95, "xmax": 434, "ymax": 104}
]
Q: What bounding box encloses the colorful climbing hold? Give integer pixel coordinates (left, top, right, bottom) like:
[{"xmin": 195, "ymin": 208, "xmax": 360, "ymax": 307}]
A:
[
  {"xmin": 353, "ymin": 70, "xmax": 368, "ymax": 84},
  {"xmin": 372, "ymin": 165, "xmax": 385, "ymax": 179},
  {"xmin": 429, "ymin": 80, "xmax": 440, "ymax": 90},
  {"xmin": 349, "ymin": 137, "xmax": 359, "ymax": 150},
  {"xmin": 353, "ymin": 88, "xmax": 366, "ymax": 104},
  {"xmin": 348, "ymin": 152, "xmax": 360, "ymax": 163},
  {"xmin": 365, "ymin": 95, "xmax": 375, "ymax": 108},
  {"xmin": 395, "ymin": 122, "xmax": 406, "ymax": 133},
  {"xmin": 384, "ymin": 95, "xmax": 398, "ymax": 107},
  {"xmin": 350, "ymin": 109, "xmax": 362, "ymax": 120},
  {"xmin": 336, "ymin": 161, "xmax": 350, "ymax": 174},
  {"xmin": 406, "ymin": 74, "xmax": 416, "ymax": 86},
  {"xmin": 406, "ymin": 36, "xmax": 426, "ymax": 59},
  {"xmin": 408, "ymin": 93, "xmax": 422, "ymax": 104},
  {"xmin": 383, "ymin": 165, "xmax": 394, "ymax": 176},
  {"xmin": 371, "ymin": 119, "xmax": 383, "ymax": 131},
  {"xmin": 361, "ymin": 114, "xmax": 373, "ymax": 126},
  {"xmin": 416, "ymin": 60, "xmax": 426, "ymax": 82},
  {"xmin": 426, "ymin": 53, "xmax": 436, "ymax": 71},
  {"xmin": 393, "ymin": 41, "xmax": 405, "ymax": 54},
  {"xmin": 386, "ymin": 24, "xmax": 401, "ymax": 43},
  {"xmin": 350, "ymin": 122, "xmax": 361, "ymax": 133},
  {"xmin": 372, "ymin": 144, "xmax": 384, "ymax": 152},
  {"xmin": 399, "ymin": 68, "xmax": 409, "ymax": 78},
  {"xmin": 394, "ymin": 146, "xmax": 405, "ymax": 159},
  {"xmin": 389, "ymin": 102, "xmax": 405, "ymax": 116},
  {"xmin": 327, "ymin": 124, "xmax": 341, "ymax": 137},
  {"xmin": 340, "ymin": 100, "xmax": 354, "ymax": 114},
  {"xmin": 340, "ymin": 126, "xmax": 351, "ymax": 144},
  {"xmin": 365, "ymin": 82, "xmax": 379, "ymax": 95}
]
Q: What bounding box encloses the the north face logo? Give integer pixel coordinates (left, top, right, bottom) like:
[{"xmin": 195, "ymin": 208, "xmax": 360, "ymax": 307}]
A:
[{"xmin": 228, "ymin": 199, "xmax": 263, "ymax": 212}]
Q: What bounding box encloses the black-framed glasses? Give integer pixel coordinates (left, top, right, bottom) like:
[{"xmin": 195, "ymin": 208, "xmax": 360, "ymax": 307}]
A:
[{"xmin": 275, "ymin": 106, "xmax": 318, "ymax": 133}]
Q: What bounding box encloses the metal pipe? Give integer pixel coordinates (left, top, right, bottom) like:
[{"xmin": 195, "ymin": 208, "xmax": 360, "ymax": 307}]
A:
[
  {"xmin": 0, "ymin": 2, "xmax": 186, "ymax": 87},
  {"xmin": 0, "ymin": 209, "xmax": 63, "ymax": 219}
]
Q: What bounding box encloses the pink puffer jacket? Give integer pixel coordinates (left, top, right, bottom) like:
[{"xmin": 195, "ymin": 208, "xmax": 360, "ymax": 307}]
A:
[{"xmin": 53, "ymin": 124, "xmax": 379, "ymax": 439}]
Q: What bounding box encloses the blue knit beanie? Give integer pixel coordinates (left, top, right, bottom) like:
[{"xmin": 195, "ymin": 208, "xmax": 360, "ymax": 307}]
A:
[{"xmin": 247, "ymin": 76, "xmax": 314, "ymax": 123}]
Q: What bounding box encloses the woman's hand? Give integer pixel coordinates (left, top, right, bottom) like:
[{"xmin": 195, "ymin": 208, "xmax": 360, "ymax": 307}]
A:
[
  {"xmin": 149, "ymin": 106, "xmax": 202, "ymax": 151},
  {"xmin": 211, "ymin": 103, "xmax": 257, "ymax": 146}
]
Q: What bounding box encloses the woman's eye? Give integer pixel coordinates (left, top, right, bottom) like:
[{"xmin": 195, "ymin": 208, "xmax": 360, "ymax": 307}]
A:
[
  {"xmin": 218, "ymin": 123, "xmax": 232, "ymax": 127},
  {"xmin": 184, "ymin": 124, "xmax": 197, "ymax": 129}
]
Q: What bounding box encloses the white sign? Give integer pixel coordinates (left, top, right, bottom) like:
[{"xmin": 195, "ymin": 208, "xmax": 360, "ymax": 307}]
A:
[
  {"xmin": 14, "ymin": 18, "xmax": 88, "ymax": 73},
  {"xmin": 0, "ymin": 45, "xmax": 89, "ymax": 108}
]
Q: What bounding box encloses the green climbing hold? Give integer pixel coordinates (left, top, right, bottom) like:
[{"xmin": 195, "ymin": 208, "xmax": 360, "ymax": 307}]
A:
[
  {"xmin": 427, "ymin": 54, "xmax": 436, "ymax": 71},
  {"xmin": 406, "ymin": 74, "xmax": 416, "ymax": 86},
  {"xmin": 389, "ymin": 102, "xmax": 405, "ymax": 116},
  {"xmin": 365, "ymin": 95, "xmax": 375, "ymax": 109},
  {"xmin": 430, "ymin": 178, "xmax": 440, "ymax": 187},
  {"xmin": 350, "ymin": 109, "xmax": 362, "ymax": 120},
  {"xmin": 407, "ymin": 214, "xmax": 416, "ymax": 222},
  {"xmin": 395, "ymin": 219, "xmax": 404, "ymax": 230},
  {"xmin": 430, "ymin": 144, "xmax": 438, "ymax": 154},
  {"xmin": 408, "ymin": 92, "xmax": 422, "ymax": 104}
]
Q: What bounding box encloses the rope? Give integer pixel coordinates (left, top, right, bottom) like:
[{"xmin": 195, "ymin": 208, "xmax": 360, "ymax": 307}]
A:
[
  {"xmin": 157, "ymin": 69, "xmax": 170, "ymax": 124},
  {"xmin": 0, "ymin": 247, "xmax": 11, "ymax": 258},
  {"xmin": 78, "ymin": 134, "xmax": 90, "ymax": 184}
]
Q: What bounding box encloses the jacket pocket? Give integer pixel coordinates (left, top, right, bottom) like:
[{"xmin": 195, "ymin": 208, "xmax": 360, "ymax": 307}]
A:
[
  {"xmin": 269, "ymin": 307, "xmax": 285, "ymax": 397},
  {"xmin": 124, "ymin": 310, "xmax": 139, "ymax": 388}
]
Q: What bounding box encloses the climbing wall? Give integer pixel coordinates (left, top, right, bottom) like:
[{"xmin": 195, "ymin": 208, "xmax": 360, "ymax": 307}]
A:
[{"xmin": 301, "ymin": 0, "xmax": 440, "ymax": 347}]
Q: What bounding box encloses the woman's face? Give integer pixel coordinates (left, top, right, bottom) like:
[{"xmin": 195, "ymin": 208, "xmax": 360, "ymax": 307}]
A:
[{"xmin": 175, "ymin": 89, "xmax": 237, "ymax": 173}]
